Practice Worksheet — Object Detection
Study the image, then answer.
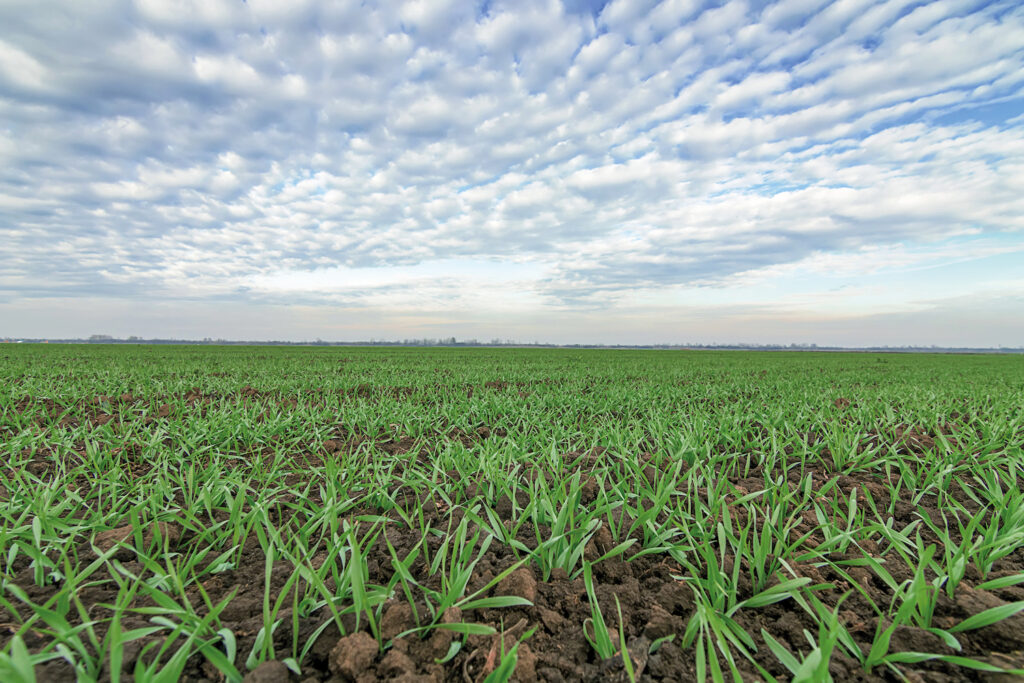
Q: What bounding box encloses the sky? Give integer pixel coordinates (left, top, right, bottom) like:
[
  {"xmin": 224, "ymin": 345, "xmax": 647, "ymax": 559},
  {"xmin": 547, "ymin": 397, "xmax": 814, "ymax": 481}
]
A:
[{"xmin": 1, "ymin": 0, "xmax": 1023, "ymax": 346}]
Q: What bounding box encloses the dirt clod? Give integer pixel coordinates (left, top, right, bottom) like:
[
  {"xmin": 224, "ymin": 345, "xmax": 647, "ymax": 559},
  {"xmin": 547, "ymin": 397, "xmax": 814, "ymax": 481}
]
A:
[
  {"xmin": 539, "ymin": 606, "xmax": 566, "ymax": 633},
  {"xmin": 497, "ymin": 568, "xmax": 537, "ymax": 604},
  {"xmin": 656, "ymin": 580, "xmax": 694, "ymax": 615},
  {"xmin": 643, "ymin": 603, "xmax": 679, "ymax": 641},
  {"xmin": 329, "ymin": 632, "xmax": 378, "ymax": 680},
  {"xmin": 380, "ymin": 648, "xmax": 417, "ymax": 677},
  {"xmin": 243, "ymin": 660, "xmax": 291, "ymax": 683},
  {"xmin": 512, "ymin": 643, "xmax": 537, "ymax": 682},
  {"xmin": 381, "ymin": 602, "xmax": 415, "ymax": 641}
]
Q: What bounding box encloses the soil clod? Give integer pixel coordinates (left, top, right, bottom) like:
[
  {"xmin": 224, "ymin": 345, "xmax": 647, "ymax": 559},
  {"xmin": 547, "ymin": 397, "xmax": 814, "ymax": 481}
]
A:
[{"xmin": 329, "ymin": 632, "xmax": 378, "ymax": 680}]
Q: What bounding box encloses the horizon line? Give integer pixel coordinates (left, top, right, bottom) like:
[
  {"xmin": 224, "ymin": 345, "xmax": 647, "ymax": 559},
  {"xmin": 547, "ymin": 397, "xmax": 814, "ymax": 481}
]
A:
[{"xmin": 2, "ymin": 337, "xmax": 1022, "ymax": 354}]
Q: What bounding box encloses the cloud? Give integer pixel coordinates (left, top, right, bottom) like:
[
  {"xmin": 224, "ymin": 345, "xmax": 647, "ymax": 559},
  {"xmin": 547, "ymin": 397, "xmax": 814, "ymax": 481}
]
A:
[
  {"xmin": 0, "ymin": 39, "xmax": 52, "ymax": 93},
  {"xmin": 1, "ymin": 0, "xmax": 1022, "ymax": 343}
]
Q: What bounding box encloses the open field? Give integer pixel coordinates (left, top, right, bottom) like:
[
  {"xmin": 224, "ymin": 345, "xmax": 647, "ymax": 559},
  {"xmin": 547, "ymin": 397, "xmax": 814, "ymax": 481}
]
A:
[{"xmin": 2, "ymin": 345, "xmax": 1023, "ymax": 682}]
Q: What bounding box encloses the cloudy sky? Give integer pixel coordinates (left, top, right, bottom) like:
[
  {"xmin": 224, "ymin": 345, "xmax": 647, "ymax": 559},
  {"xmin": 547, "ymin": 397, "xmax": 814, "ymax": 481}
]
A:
[{"xmin": 2, "ymin": 0, "xmax": 1023, "ymax": 346}]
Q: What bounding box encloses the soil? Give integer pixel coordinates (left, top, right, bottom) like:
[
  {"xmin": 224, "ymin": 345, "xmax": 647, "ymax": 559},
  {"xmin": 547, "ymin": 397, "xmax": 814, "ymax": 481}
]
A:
[{"xmin": 4, "ymin": 388, "xmax": 1024, "ymax": 682}]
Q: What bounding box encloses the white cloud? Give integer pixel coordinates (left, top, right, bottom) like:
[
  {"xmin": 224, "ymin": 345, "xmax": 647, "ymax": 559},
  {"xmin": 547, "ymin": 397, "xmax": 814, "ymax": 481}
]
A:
[
  {"xmin": 1, "ymin": 0, "xmax": 1022, "ymax": 344},
  {"xmin": 134, "ymin": 0, "xmax": 243, "ymax": 29},
  {"xmin": 0, "ymin": 39, "xmax": 51, "ymax": 92}
]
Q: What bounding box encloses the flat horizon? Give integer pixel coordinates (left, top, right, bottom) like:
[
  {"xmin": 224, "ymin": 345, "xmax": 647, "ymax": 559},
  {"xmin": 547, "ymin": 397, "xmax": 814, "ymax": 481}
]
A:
[{"xmin": 3, "ymin": 335, "xmax": 1022, "ymax": 353}]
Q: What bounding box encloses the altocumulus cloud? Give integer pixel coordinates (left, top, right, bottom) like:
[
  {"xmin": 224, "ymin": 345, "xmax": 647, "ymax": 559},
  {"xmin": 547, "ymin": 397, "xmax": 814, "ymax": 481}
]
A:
[{"xmin": 1, "ymin": 0, "xmax": 1023, "ymax": 344}]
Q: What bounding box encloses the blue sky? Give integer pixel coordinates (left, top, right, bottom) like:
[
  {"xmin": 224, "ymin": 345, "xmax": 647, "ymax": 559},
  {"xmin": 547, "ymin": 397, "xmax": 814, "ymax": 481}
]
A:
[{"xmin": 1, "ymin": 0, "xmax": 1022, "ymax": 345}]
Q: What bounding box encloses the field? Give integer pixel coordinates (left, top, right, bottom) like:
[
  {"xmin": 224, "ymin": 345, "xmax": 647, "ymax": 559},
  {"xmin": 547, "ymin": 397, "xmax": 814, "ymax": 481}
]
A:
[{"xmin": 2, "ymin": 345, "xmax": 1023, "ymax": 683}]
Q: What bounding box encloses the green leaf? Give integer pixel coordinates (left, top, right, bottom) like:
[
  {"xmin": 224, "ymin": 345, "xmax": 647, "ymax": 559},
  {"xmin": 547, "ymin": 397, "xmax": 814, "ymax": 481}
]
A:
[
  {"xmin": 435, "ymin": 640, "xmax": 462, "ymax": 664},
  {"xmin": 865, "ymin": 622, "xmax": 896, "ymax": 668},
  {"xmin": 6, "ymin": 635, "xmax": 36, "ymax": 683},
  {"xmin": 735, "ymin": 577, "xmax": 812, "ymax": 610},
  {"xmin": 949, "ymin": 601, "xmax": 1024, "ymax": 633},
  {"xmin": 883, "ymin": 651, "xmax": 1024, "ymax": 674},
  {"xmin": 432, "ymin": 622, "xmax": 496, "ymax": 636},
  {"xmin": 924, "ymin": 627, "xmax": 961, "ymax": 652},
  {"xmin": 793, "ymin": 647, "xmax": 823, "ymax": 683},
  {"xmin": 648, "ymin": 634, "xmax": 676, "ymax": 654},
  {"xmin": 459, "ymin": 596, "xmax": 533, "ymax": 610},
  {"xmin": 591, "ymin": 539, "xmax": 637, "ymax": 565},
  {"xmin": 108, "ymin": 619, "xmax": 123, "ymax": 683},
  {"xmin": 695, "ymin": 633, "xmax": 707, "ymax": 683},
  {"xmin": 483, "ymin": 643, "xmax": 519, "ymax": 683},
  {"xmin": 761, "ymin": 629, "xmax": 799, "ymax": 675},
  {"xmin": 977, "ymin": 574, "xmax": 1024, "ymax": 591}
]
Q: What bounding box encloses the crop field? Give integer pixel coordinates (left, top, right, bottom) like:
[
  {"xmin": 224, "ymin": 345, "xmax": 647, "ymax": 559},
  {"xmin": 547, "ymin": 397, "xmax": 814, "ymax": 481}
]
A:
[{"xmin": 2, "ymin": 345, "xmax": 1023, "ymax": 683}]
